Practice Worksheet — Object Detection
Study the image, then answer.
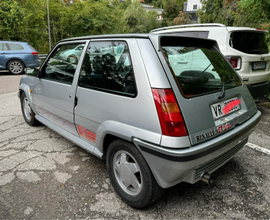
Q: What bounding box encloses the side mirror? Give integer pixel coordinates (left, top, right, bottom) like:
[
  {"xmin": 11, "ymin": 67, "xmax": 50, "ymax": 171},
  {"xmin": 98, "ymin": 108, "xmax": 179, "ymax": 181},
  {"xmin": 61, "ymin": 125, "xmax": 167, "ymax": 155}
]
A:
[{"xmin": 26, "ymin": 67, "xmax": 39, "ymax": 77}]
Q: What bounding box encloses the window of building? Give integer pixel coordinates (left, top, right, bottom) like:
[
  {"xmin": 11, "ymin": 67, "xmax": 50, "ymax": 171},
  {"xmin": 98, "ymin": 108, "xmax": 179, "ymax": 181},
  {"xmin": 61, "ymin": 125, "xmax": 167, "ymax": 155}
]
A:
[
  {"xmin": 183, "ymin": 2, "xmax": 187, "ymax": 11},
  {"xmin": 78, "ymin": 41, "xmax": 136, "ymax": 97},
  {"xmin": 193, "ymin": 4, "xmax": 197, "ymax": 10}
]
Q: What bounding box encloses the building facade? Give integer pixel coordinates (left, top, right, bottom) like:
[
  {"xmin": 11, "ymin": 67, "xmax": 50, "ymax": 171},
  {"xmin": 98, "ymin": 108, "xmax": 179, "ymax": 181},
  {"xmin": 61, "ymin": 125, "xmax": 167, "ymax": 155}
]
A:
[{"xmin": 183, "ymin": 0, "xmax": 202, "ymax": 23}]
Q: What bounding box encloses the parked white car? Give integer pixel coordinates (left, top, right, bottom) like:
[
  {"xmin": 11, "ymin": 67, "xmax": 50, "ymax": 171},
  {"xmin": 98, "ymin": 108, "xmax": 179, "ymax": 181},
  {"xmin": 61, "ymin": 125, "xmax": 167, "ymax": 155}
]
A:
[{"xmin": 151, "ymin": 23, "xmax": 270, "ymax": 99}]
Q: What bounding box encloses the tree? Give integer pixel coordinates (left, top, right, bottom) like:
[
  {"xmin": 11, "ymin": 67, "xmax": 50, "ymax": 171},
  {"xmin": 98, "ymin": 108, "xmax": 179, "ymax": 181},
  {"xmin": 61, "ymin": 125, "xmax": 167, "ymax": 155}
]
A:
[
  {"xmin": 162, "ymin": 0, "xmax": 180, "ymax": 26},
  {"xmin": 197, "ymin": 0, "xmax": 225, "ymax": 24},
  {"xmin": 0, "ymin": 0, "xmax": 25, "ymax": 40},
  {"xmin": 147, "ymin": 10, "xmax": 162, "ymax": 31},
  {"xmin": 238, "ymin": 0, "xmax": 270, "ymax": 26},
  {"xmin": 123, "ymin": 0, "xmax": 148, "ymax": 33},
  {"xmin": 153, "ymin": 0, "xmax": 166, "ymax": 8},
  {"xmin": 172, "ymin": 11, "xmax": 191, "ymax": 25},
  {"xmin": 197, "ymin": 0, "xmax": 245, "ymax": 26}
]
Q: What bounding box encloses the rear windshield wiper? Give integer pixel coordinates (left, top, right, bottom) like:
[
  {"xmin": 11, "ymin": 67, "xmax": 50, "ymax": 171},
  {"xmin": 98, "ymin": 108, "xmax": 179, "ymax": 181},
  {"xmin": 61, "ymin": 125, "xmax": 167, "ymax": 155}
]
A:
[{"xmin": 218, "ymin": 77, "xmax": 239, "ymax": 99}]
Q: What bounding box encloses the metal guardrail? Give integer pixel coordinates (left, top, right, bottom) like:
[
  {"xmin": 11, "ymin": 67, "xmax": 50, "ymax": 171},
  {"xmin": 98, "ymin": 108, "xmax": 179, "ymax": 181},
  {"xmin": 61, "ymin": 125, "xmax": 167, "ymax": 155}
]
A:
[{"xmin": 39, "ymin": 54, "xmax": 48, "ymax": 60}]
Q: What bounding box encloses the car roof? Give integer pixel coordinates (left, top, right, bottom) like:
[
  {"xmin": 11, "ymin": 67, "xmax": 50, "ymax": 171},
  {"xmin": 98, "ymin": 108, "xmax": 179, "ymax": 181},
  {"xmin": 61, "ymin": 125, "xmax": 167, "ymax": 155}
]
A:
[
  {"xmin": 59, "ymin": 33, "xmax": 220, "ymax": 53},
  {"xmin": 0, "ymin": 40, "xmax": 27, "ymax": 44},
  {"xmin": 60, "ymin": 34, "xmax": 150, "ymax": 42},
  {"xmin": 150, "ymin": 23, "xmax": 267, "ymax": 33}
]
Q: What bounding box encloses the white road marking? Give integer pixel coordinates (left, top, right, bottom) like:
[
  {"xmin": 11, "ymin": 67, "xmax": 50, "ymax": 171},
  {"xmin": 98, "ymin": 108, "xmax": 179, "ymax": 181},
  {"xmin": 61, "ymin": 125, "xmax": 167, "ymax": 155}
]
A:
[{"xmin": 246, "ymin": 142, "xmax": 270, "ymax": 156}]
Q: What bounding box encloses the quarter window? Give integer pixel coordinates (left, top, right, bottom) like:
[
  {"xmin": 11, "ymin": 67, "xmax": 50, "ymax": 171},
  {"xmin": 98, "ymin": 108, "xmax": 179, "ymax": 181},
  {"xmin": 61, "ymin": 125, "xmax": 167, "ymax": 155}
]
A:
[
  {"xmin": 79, "ymin": 41, "xmax": 136, "ymax": 97},
  {"xmin": 41, "ymin": 43, "xmax": 85, "ymax": 84},
  {"xmin": 9, "ymin": 43, "xmax": 24, "ymax": 51}
]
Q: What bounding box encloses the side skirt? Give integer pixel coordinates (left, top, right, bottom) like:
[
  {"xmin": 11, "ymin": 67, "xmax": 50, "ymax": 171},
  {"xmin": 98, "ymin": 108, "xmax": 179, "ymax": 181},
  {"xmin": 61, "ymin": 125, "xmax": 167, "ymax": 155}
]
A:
[{"xmin": 35, "ymin": 115, "xmax": 103, "ymax": 159}]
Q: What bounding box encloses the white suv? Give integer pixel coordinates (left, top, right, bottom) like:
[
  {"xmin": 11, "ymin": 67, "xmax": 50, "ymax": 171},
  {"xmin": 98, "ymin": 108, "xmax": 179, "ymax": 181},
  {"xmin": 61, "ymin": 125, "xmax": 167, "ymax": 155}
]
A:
[{"xmin": 151, "ymin": 23, "xmax": 270, "ymax": 99}]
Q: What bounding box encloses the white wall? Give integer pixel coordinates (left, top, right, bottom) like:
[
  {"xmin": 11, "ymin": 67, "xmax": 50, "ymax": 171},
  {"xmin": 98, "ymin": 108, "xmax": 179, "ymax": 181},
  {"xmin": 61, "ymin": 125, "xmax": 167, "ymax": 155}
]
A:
[{"xmin": 186, "ymin": 0, "xmax": 202, "ymax": 11}]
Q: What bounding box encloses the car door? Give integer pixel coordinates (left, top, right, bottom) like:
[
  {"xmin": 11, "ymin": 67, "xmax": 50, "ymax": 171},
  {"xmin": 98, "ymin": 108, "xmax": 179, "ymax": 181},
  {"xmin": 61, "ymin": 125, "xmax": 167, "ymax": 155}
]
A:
[
  {"xmin": 74, "ymin": 40, "xmax": 138, "ymax": 144},
  {"xmin": 0, "ymin": 43, "xmax": 10, "ymax": 70},
  {"xmin": 31, "ymin": 41, "xmax": 88, "ymax": 135}
]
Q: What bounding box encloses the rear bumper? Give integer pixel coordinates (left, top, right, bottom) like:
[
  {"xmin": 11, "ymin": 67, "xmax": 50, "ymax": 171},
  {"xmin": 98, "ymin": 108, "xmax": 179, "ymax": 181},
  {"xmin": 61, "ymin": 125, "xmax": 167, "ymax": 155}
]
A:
[
  {"xmin": 134, "ymin": 111, "xmax": 261, "ymax": 188},
  {"xmin": 26, "ymin": 60, "xmax": 41, "ymax": 68},
  {"xmin": 246, "ymin": 81, "xmax": 269, "ymax": 99}
]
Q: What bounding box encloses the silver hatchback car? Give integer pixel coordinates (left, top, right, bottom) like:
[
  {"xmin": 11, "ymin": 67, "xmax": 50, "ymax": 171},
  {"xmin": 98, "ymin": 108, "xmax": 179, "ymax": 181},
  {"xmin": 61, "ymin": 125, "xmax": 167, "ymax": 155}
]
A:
[{"xmin": 18, "ymin": 34, "xmax": 261, "ymax": 208}]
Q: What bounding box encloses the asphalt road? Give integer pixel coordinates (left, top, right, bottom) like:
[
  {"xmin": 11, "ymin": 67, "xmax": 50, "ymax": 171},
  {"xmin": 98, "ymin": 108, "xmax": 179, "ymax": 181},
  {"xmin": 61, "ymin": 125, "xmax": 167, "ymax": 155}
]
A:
[{"xmin": 0, "ymin": 74, "xmax": 269, "ymax": 219}]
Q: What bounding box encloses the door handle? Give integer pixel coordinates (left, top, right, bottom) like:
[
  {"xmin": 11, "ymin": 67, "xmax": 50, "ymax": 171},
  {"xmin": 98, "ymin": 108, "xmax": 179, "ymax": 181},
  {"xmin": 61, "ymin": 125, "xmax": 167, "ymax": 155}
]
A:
[
  {"xmin": 69, "ymin": 95, "xmax": 72, "ymax": 98},
  {"xmin": 74, "ymin": 97, "xmax": 78, "ymax": 106}
]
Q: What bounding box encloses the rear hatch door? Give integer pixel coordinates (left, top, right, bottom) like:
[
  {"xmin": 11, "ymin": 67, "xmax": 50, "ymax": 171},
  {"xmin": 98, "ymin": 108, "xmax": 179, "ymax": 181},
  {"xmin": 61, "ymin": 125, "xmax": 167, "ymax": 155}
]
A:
[{"xmin": 154, "ymin": 35, "xmax": 258, "ymax": 146}]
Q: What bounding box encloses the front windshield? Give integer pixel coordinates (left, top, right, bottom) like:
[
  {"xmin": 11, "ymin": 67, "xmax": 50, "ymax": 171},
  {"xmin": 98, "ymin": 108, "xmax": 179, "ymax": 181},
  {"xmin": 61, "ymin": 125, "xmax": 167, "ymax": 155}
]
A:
[{"xmin": 161, "ymin": 42, "xmax": 242, "ymax": 98}]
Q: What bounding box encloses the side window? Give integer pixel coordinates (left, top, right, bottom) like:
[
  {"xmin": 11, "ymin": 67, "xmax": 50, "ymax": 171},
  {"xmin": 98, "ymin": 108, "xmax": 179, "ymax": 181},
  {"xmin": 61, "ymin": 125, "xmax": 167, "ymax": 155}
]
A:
[
  {"xmin": 79, "ymin": 41, "xmax": 136, "ymax": 97},
  {"xmin": 2, "ymin": 43, "xmax": 10, "ymax": 51},
  {"xmin": 173, "ymin": 31, "xmax": 209, "ymax": 39},
  {"xmin": 41, "ymin": 43, "xmax": 85, "ymax": 85},
  {"xmin": 9, "ymin": 43, "xmax": 24, "ymax": 51}
]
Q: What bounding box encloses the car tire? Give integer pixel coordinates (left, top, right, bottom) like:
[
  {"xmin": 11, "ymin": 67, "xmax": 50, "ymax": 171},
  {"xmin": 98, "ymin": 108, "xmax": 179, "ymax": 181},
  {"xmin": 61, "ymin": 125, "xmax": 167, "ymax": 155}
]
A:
[
  {"xmin": 67, "ymin": 55, "xmax": 78, "ymax": 64},
  {"xmin": 20, "ymin": 92, "xmax": 40, "ymax": 126},
  {"xmin": 106, "ymin": 139, "xmax": 164, "ymax": 208},
  {"xmin": 8, "ymin": 60, "xmax": 25, "ymax": 75}
]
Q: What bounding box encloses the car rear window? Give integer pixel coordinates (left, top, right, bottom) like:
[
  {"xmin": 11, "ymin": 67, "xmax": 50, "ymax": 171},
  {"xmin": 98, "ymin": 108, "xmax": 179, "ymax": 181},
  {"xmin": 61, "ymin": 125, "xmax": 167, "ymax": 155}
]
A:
[
  {"xmin": 229, "ymin": 31, "xmax": 269, "ymax": 54},
  {"xmin": 27, "ymin": 44, "xmax": 37, "ymax": 52},
  {"xmin": 160, "ymin": 37, "xmax": 242, "ymax": 98}
]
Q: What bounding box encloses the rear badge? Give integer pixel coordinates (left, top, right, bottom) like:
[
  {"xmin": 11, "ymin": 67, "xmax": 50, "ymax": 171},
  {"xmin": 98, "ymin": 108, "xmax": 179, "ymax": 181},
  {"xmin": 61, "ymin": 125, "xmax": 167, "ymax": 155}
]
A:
[
  {"xmin": 196, "ymin": 123, "xmax": 232, "ymax": 142},
  {"xmin": 196, "ymin": 129, "xmax": 218, "ymax": 142}
]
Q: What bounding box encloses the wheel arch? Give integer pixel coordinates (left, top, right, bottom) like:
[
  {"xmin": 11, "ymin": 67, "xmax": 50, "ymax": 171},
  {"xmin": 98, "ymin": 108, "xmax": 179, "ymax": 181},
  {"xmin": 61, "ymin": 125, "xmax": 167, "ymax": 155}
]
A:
[
  {"xmin": 19, "ymin": 84, "xmax": 37, "ymax": 114},
  {"xmin": 101, "ymin": 134, "xmax": 120, "ymax": 160},
  {"xmin": 94, "ymin": 120, "xmax": 161, "ymax": 159},
  {"xmin": 6, "ymin": 58, "xmax": 26, "ymax": 69}
]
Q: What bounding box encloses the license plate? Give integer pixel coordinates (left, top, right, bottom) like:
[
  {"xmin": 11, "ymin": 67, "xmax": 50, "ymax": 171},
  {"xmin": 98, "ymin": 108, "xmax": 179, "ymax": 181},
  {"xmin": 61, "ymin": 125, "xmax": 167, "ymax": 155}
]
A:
[
  {"xmin": 252, "ymin": 62, "xmax": 266, "ymax": 70},
  {"xmin": 211, "ymin": 97, "xmax": 241, "ymax": 119}
]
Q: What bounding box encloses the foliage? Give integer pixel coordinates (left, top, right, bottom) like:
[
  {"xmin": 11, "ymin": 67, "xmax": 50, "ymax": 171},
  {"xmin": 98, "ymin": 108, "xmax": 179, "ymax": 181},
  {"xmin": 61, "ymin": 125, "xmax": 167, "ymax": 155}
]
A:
[
  {"xmin": 238, "ymin": 0, "xmax": 270, "ymax": 25},
  {"xmin": 172, "ymin": 11, "xmax": 191, "ymax": 25},
  {"xmin": 0, "ymin": 0, "xmax": 26, "ymax": 41},
  {"xmin": 0, "ymin": 0, "xmax": 176, "ymax": 53},
  {"xmin": 123, "ymin": 0, "xmax": 148, "ymax": 33},
  {"xmin": 197, "ymin": 0, "xmax": 226, "ymax": 24},
  {"xmin": 197, "ymin": 0, "xmax": 270, "ymax": 48},
  {"xmin": 162, "ymin": 0, "xmax": 180, "ymax": 26},
  {"xmin": 123, "ymin": 0, "xmax": 161, "ymax": 33},
  {"xmin": 153, "ymin": 0, "xmax": 166, "ymax": 8},
  {"xmin": 146, "ymin": 10, "xmax": 162, "ymax": 31}
]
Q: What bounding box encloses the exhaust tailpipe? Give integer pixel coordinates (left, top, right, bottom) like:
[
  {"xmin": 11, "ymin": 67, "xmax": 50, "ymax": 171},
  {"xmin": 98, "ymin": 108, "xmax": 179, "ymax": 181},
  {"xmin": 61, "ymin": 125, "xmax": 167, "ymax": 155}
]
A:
[{"xmin": 201, "ymin": 173, "xmax": 214, "ymax": 185}]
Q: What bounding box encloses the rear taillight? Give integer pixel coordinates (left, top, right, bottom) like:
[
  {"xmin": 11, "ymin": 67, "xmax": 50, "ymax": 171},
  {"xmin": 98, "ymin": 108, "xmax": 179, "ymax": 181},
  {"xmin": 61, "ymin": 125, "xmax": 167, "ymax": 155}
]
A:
[
  {"xmin": 152, "ymin": 88, "xmax": 187, "ymax": 137},
  {"xmin": 226, "ymin": 56, "xmax": 241, "ymax": 70},
  {"xmin": 31, "ymin": 52, "xmax": 38, "ymax": 56}
]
